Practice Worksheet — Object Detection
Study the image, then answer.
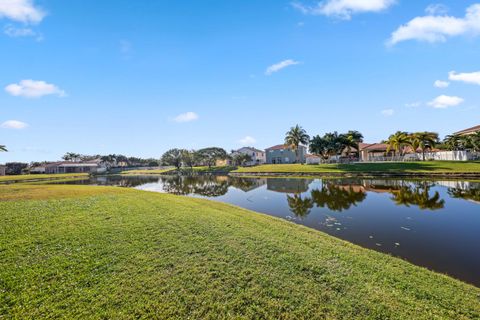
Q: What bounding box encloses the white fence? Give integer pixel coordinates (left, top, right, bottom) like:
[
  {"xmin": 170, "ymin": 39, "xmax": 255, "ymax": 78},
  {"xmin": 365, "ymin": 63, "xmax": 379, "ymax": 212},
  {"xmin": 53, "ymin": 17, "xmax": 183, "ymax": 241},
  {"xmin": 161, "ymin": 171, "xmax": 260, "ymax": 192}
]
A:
[{"xmin": 362, "ymin": 151, "xmax": 479, "ymax": 162}]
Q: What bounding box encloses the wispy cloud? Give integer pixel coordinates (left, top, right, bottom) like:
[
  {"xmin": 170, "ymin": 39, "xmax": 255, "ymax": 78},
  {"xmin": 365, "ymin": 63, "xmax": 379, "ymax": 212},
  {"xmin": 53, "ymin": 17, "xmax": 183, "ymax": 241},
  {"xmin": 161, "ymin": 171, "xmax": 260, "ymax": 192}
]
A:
[
  {"xmin": 3, "ymin": 24, "xmax": 42, "ymax": 40},
  {"xmin": 0, "ymin": 0, "xmax": 46, "ymax": 24},
  {"xmin": 388, "ymin": 4, "xmax": 480, "ymax": 45},
  {"xmin": 1, "ymin": 120, "xmax": 28, "ymax": 129},
  {"xmin": 428, "ymin": 95, "xmax": 464, "ymax": 109},
  {"xmin": 449, "ymin": 70, "xmax": 480, "ymax": 85},
  {"xmin": 434, "ymin": 80, "xmax": 449, "ymax": 88},
  {"xmin": 381, "ymin": 108, "xmax": 394, "ymax": 116},
  {"xmin": 292, "ymin": 0, "xmax": 396, "ymax": 20},
  {"xmin": 405, "ymin": 101, "xmax": 422, "ymax": 108},
  {"xmin": 265, "ymin": 59, "xmax": 300, "ymax": 75},
  {"xmin": 239, "ymin": 136, "xmax": 257, "ymax": 146},
  {"xmin": 5, "ymin": 80, "xmax": 66, "ymax": 98},
  {"xmin": 172, "ymin": 112, "xmax": 199, "ymax": 123}
]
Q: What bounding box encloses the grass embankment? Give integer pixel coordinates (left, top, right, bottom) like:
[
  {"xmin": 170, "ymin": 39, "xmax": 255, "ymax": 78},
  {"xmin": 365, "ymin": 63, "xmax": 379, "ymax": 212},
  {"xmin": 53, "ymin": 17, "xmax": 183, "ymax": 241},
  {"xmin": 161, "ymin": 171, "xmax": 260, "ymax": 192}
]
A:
[
  {"xmin": 182, "ymin": 166, "xmax": 237, "ymax": 174},
  {"xmin": 234, "ymin": 161, "xmax": 480, "ymax": 175},
  {"xmin": 1, "ymin": 185, "xmax": 479, "ymax": 319},
  {"xmin": 0, "ymin": 173, "xmax": 89, "ymax": 183},
  {"xmin": 121, "ymin": 168, "xmax": 175, "ymax": 175}
]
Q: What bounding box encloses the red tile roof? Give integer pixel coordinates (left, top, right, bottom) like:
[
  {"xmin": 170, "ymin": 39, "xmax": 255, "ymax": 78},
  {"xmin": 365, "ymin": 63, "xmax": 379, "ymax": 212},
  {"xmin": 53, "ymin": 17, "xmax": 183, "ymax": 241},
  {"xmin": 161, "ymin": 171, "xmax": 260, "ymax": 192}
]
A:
[
  {"xmin": 454, "ymin": 125, "xmax": 480, "ymax": 135},
  {"xmin": 359, "ymin": 143, "xmax": 389, "ymax": 151},
  {"xmin": 266, "ymin": 144, "xmax": 290, "ymax": 150}
]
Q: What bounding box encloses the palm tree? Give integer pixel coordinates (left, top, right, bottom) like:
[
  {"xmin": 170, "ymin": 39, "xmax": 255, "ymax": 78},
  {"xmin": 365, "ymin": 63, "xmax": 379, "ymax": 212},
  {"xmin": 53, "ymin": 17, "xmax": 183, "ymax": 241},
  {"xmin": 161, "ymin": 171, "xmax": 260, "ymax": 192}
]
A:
[
  {"xmin": 386, "ymin": 131, "xmax": 409, "ymax": 156},
  {"xmin": 285, "ymin": 125, "xmax": 310, "ymax": 164},
  {"xmin": 62, "ymin": 152, "xmax": 81, "ymax": 162},
  {"xmin": 344, "ymin": 130, "xmax": 364, "ymax": 156},
  {"xmin": 443, "ymin": 134, "xmax": 463, "ymax": 151},
  {"xmin": 411, "ymin": 132, "xmax": 439, "ymax": 161},
  {"xmin": 0, "ymin": 145, "xmax": 7, "ymax": 152}
]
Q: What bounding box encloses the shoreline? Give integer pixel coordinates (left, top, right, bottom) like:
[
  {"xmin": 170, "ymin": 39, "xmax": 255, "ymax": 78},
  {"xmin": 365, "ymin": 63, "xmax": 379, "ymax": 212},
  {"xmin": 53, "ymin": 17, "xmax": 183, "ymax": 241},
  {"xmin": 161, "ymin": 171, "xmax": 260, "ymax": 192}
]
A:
[{"xmin": 229, "ymin": 171, "xmax": 480, "ymax": 179}]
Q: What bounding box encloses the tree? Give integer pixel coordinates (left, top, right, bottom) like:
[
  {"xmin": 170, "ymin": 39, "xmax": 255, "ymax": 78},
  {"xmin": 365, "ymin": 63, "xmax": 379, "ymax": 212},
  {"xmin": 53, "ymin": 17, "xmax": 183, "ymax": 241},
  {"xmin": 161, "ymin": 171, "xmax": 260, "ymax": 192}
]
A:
[
  {"xmin": 196, "ymin": 147, "xmax": 228, "ymax": 168},
  {"xmin": 443, "ymin": 134, "xmax": 464, "ymax": 151},
  {"xmin": 386, "ymin": 131, "xmax": 409, "ymax": 156},
  {"xmin": 410, "ymin": 132, "xmax": 439, "ymax": 161},
  {"xmin": 161, "ymin": 149, "xmax": 186, "ymax": 169},
  {"xmin": 62, "ymin": 152, "xmax": 81, "ymax": 162},
  {"xmin": 181, "ymin": 150, "xmax": 197, "ymax": 169},
  {"xmin": 5, "ymin": 162, "xmax": 28, "ymax": 175},
  {"xmin": 0, "ymin": 145, "xmax": 7, "ymax": 152},
  {"xmin": 470, "ymin": 132, "xmax": 480, "ymax": 152},
  {"xmin": 344, "ymin": 130, "xmax": 364, "ymax": 156},
  {"xmin": 324, "ymin": 132, "xmax": 346, "ymax": 158},
  {"xmin": 232, "ymin": 153, "xmax": 253, "ymax": 166},
  {"xmin": 309, "ymin": 135, "xmax": 330, "ymax": 160},
  {"xmin": 285, "ymin": 125, "xmax": 310, "ymax": 164}
]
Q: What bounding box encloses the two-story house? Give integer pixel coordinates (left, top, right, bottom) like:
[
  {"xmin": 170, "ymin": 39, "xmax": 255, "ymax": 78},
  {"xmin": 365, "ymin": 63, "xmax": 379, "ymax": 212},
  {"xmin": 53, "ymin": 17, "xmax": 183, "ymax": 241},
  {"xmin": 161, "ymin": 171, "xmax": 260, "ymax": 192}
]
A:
[
  {"xmin": 233, "ymin": 147, "xmax": 266, "ymax": 166},
  {"xmin": 265, "ymin": 145, "xmax": 307, "ymax": 164}
]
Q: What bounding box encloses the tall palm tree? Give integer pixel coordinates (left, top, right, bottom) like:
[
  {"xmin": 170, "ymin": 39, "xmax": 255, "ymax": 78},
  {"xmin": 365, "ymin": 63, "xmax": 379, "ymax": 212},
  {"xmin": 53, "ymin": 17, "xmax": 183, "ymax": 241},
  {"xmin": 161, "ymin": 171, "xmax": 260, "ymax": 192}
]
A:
[
  {"xmin": 386, "ymin": 131, "xmax": 409, "ymax": 156},
  {"xmin": 0, "ymin": 145, "xmax": 7, "ymax": 152},
  {"xmin": 410, "ymin": 132, "xmax": 439, "ymax": 161},
  {"xmin": 443, "ymin": 134, "xmax": 463, "ymax": 151},
  {"xmin": 285, "ymin": 125, "xmax": 310, "ymax": 164}
]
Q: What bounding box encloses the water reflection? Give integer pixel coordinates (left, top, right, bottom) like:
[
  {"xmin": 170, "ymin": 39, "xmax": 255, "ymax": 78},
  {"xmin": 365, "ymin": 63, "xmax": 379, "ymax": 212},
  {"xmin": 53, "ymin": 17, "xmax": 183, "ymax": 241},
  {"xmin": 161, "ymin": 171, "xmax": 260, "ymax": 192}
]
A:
[
  {"xmin": 311, "ymin": 183, "xmax": 367, "ymax": 212},
  {"xmin": 390, "ymin": 184, "xmax": 445, "ymax": 210},
  {"xmin": 286, "ymin": 194, "xmax": 314, "ymax": 218}
]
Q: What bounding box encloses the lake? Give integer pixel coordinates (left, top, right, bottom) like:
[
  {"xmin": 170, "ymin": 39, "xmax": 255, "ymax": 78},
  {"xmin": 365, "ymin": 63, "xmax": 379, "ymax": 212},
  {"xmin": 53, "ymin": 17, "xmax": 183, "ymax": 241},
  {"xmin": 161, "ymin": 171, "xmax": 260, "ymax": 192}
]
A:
[{"xmin": 54, "ymin": 174, "xmax": 480, "ymax": 287}]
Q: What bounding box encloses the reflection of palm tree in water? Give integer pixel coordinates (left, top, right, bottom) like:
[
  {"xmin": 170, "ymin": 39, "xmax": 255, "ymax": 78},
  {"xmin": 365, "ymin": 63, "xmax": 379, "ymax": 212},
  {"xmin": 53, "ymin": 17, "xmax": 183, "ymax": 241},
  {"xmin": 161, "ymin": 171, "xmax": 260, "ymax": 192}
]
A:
[
  {"xmin": 286, "ymin": 194, "xmax": 314, "ymax": 218},
  {"xmin": 448, "ymin": 187, "xmax": 480, "ymax": 203},
  {"xmin": 311, "ymin": 183, "xmax": 367, "ymax": 212},
  {"xmin": 391, "ymin": 183, "xmax": 445, "ymax": 210}
]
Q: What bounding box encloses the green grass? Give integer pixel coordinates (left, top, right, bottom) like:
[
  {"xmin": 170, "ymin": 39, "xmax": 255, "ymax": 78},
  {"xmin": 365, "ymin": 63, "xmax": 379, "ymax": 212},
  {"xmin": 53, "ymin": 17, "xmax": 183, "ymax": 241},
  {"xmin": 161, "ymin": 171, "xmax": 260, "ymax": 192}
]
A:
[
  {"xmin": 121, "ymin": 168, "xmax": 175, "ymax": 175},
  {"xmin": 234, "ymin": 161, "xmax": 480, "ymax": 174},
  {"xmin": 0, "ymin": 173, "xmax": 89, "ymax": 183},
  {"xmin": 180, "ymin": 166, "xmax": 237, "ymax": 173},
  {"xmin": 1, "ymin": 185, "xmax": 479, "ymax": 319}
]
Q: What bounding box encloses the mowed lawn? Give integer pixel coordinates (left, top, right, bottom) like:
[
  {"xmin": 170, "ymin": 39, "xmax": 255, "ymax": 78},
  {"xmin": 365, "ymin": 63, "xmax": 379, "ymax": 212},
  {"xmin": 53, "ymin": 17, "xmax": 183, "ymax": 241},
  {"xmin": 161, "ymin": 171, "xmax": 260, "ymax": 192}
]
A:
[
  {"xmin": 1, "ymin": 185, "xmax": 479, "ymax": 319},
  {"xmin": 234, "ymin": 161, "xmax": 480, "ymax": 174},
  {"xmin": 0, "ymin": 173, "xmax": 89, "ymax": 183}
]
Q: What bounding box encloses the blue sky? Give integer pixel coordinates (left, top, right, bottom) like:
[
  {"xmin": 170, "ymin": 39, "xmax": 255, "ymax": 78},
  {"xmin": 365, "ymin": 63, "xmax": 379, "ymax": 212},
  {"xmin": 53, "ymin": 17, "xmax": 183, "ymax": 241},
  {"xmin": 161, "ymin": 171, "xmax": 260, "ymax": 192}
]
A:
[{"xmin": 1, "ymin": 0, "xmax": 480, "ymax": 162}]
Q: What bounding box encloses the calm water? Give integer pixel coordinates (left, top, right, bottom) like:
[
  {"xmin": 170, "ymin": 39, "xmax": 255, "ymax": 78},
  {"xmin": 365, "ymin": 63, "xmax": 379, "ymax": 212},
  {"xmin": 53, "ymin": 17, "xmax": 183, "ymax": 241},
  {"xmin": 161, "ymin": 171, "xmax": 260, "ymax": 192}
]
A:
[{"xmin": 55, "ymin": 175, "xmax": 480, "ymax": 286}]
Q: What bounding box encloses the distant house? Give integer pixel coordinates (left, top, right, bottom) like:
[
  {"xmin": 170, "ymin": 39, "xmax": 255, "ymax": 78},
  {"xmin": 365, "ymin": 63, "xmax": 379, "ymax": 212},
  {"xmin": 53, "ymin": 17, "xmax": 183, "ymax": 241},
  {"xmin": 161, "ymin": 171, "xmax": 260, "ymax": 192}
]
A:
[
  {"xmin": 45, "ymin": 161, "xmax": 106, "ymax": 174},
  {"xmin": 305, "ymin": 154, "xmax": 321, "ymax": 165},
  {"xmin": 359, "ymin": 143, "xmax": 393, "ymax": 162},
  {"xmin": 266, "ymin": 144, "xmax": 307, "ymax": 164},
  {"xmin": 454, "ymin": 125, "xmax": 480, "ymax": 136},
  {"xmin": 0, "ymin": 165, "xmax": 5, "ymax": 176},
  {"xmin": 267, "ymin": 178, "xmax": 312, "ymax": 193},
  {"xmin": 29, "ymin": 166, "xmax": 46, "ymax": 174},
  {"xmin": 233, "ymin": 147, "xmax": 266, "ymax": 166}
]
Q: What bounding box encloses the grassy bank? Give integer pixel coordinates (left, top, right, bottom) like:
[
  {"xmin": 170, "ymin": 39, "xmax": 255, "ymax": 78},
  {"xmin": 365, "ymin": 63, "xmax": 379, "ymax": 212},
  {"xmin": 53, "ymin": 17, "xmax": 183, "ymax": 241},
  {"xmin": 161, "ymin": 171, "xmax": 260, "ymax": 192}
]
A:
[
  {"xmin": 0, "ymin": 173, "xmax": 89, "ymax": 183},
  {"xmin": 1, "ymin": 185, "xmax": 479, "ymax": 319},
  {"xmin": 234, "ymin": 161, "xmax": 480, "ymax": 175},
  {"xmin": 121, "ymin": 168, "xmax": 175, "ymax": 175}
]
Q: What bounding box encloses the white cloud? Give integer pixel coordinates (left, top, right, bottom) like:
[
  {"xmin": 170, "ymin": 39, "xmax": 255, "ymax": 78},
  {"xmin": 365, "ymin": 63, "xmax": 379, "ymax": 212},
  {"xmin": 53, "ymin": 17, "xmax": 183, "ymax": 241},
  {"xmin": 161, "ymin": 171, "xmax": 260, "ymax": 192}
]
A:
[
  {"xmin": 265, "ymin": 59, "xmax": 300, "ymax": 75},
  {"xmin": 1, "ymin": 120, "xmax": 28, "ymax": 129},
  {"xmin": 381, "ymin": 108, "xmax": 394, "ymax": 116},
  {"xmin": 173, "ymin": 112, "xmax": 199, "ymax": 123},
  {"xmin": 5, "ymin": 80, "xmax": 66, "ymax": 98},
  {"xmin": 388, "ymin": 4, "xmax": 480, "ymax": 45},
  {"xmin": 292, "ymin": 0, "xmax": 396, "ymax": 20},
  {"xmin": 0, "ymin": 0, "xmax": 46, "ymax": 24},
  {"xmin": 428, "ymin": 95, "xmax": 464, "ymax": 109},
  {"xmin": 434, "ymin": 80, "xmax": 449, "ymax": 88},
  {"xmin": 425, "ymin": 4, "xmax": 448, "ymax": 16},
  {"xmin": 3, "ymin": 24, "xmax": 42, "ymax": 40},
  {"xmin": 405, "ymin": 101, "xmax": 422, "ymax": 108},
  {"xmin": 239, "ymin": 136, "xmax": 257, "ymax": 146},
  {"xmin": 449, "ymin": 70, "xmax": 480, "ymax": 85}
]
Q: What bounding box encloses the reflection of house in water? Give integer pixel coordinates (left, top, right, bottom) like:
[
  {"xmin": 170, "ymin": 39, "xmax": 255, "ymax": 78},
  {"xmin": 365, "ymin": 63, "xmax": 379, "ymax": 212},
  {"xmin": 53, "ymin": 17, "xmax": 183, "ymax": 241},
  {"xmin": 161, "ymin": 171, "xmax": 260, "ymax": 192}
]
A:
[
  {"xmin": 230, "ymin": 178, "xmax": 267, "ymax": 192},
  {"xmin": 267, "ymin": 178, "xmax": 312, "ymax": 194}
]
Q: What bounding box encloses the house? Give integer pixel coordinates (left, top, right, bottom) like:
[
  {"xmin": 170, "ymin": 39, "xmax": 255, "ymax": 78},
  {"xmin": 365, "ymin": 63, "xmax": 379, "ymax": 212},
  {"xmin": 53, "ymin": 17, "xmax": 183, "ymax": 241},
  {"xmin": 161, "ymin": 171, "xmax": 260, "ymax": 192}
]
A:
[
  {"xmin": 29, "ymin": 166, "xmax": 46, "ymax": 174},
  {"xmin": 454, "ymin": 124, "xmax": 480, "ymax": 136},
  {"xmin": 358, "ymin": 143, "xmax": 393, "ymax": 162},
  {"xmin": 266, "ymin": 145, "xmax": 307, "ymax": 164},
  {"xmin": 0, "ymin": 165, "xmax": 5, "ymax": 176},
  {"xmin": 45, "ymin": 161, "xmax": 107, "ymax": 174},
  {"xmin": 233, "ymin": 147, "xmax": 266, "ymax": 166},
  {"xmin": 305, "ymin": 154, "xmax": 321, "ymax": 165},
  {"xmin": 267, "ymin": 179, "xmax": 312, "ymax": 193}
]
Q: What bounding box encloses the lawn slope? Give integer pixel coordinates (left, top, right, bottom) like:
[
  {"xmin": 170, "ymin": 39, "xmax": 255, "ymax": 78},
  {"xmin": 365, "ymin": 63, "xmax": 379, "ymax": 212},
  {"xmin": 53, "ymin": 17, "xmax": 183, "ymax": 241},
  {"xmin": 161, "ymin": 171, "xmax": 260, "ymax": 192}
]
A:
[
  {"xmin": 1, "ymin": 185, "xmax": 479, "ymax": 319},
  {"xmin": 234, "ymin": 161, "xmax": 480, "ymax": 175}
]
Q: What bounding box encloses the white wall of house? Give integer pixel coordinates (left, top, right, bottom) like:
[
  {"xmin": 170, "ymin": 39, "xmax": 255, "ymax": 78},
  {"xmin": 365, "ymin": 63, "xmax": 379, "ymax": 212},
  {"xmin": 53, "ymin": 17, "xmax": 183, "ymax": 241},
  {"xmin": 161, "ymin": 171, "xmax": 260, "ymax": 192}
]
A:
[
  {"xmin": 237, "ymin": 147, "xmax": 266, "ymax": 165},
  {"xmin": 404, "ymin": 151, "xmax": 470, "ymax": 161},
  {"xmin": 306, "ymin": 156, "xmax": 321, "ymax": 165}
]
